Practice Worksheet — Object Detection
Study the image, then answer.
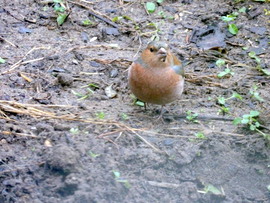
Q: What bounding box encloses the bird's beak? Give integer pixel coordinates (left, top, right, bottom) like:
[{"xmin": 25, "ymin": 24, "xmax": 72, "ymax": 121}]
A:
[
  {"xmin": 157, "ymin": 47, "xmax": 167, "ymax": 62},
  {"xmin": 157, "ymin": 47, "xmax": 167, "ymax": 56}
]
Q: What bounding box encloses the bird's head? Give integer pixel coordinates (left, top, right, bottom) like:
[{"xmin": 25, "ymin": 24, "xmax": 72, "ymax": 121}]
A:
[{"xmin": 140, "ymin": 41, "xmax": 172, "ymax": 68}]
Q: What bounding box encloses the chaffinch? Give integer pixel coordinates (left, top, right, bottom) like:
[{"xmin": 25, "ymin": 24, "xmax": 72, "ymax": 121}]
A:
[{"xmin": 128, "ymin": 41, "xmax": 184, "ymax": 114}]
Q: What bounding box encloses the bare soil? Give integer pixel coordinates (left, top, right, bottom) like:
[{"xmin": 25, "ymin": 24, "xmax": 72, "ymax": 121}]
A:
[{"xmin": 0, "ymin": 0, "xmax": 270, "ymax": 202}]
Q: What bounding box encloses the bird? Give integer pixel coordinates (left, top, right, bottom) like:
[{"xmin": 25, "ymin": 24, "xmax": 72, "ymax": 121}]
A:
[{"xmin": 128, "ymin": 41, "xmax": 185, "ymax": 117}]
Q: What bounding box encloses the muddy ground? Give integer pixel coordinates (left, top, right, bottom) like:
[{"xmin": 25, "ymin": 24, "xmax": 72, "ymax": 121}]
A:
[{"xmin": 0, "ymin": 0, "xmax": 270, "ymax": 202}]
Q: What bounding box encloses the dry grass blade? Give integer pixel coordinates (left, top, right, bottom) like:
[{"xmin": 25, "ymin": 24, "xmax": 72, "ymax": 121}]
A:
[
  {"xmin": 0, "ymin": 46, "xmax": 51, "ymax": 75},
  {"xmin": 0, "ymin": 100, "xmax": 164, "ymax": 153}
]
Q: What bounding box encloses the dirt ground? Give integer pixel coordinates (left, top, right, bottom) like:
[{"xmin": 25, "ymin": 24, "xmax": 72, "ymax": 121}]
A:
[{"xmin": 0, "ymin": 0, "xmax": 270, "ymax": 202}]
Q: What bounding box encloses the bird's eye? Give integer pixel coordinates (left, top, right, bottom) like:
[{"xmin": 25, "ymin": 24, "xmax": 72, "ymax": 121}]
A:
[{"xmin": 149, "ymin": 48, "xmax": 154, "ymax": 52}]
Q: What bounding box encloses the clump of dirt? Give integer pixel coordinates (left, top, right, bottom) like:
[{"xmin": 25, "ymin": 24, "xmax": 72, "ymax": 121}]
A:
[{"xmin": 0, "ymin": 0, "xmax": 270, "ymax": 202}]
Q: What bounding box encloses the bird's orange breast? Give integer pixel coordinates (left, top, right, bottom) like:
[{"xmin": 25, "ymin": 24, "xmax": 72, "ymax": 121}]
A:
[{"xmin": 128, "ymin": 63, "xmax": 184, "ymax": 105}]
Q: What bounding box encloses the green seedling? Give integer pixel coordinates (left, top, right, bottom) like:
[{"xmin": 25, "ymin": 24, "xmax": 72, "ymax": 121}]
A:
[
  {"xmin": 198, "ymin": 184, "xmax": 224, "ymax": 196},
  {"xmin": 57, "ymin": 13, "xmax": 68, "ymax": 25},
  {"xmin": 218, "ymin": 68, "xmax": 234, "ymax": 78},
  {"xmin": 195, "ymin": 132, "xmax": 206, "ymax": 139},
  {"xmin": 112, "ymin": 170, "xmax": 131, "ymax": 189},
  {"xmin": 0, "ymin": 57, "xmax": 6, "ymax": 64},
  {"xmin": 72, "ymin": 88, "xmax": 94, "ymax": 100},
  {"xmin": 217, "ymin": 92, "xmax": 242, "ymax": 114},
  {"xmin": 248, "ymin": 52, "xmax": 270, "ymax": 75},
  {"xmin": 221, "ymin": 13, "xmax": 239, "ymax": 35},
  {"xmin": 233, "ymin": 111, "xmax": 270, "ymax": 140},
  {"xmin": 112, "ymin": 15, "xmax": 132, "ymax": 22},
  {"xmin": 53, "ymin": 0, "xmax": 68, "ymax": 26},
  {"xmin": 54, "ymin": 4, "xmax": 65, "ymax": 12},
  {"xmin": 215, "ymin": 59, "xmax": 225, "ymax": 68},
  {"xmin": 121, "ymin": 113, "xmax": 129, "ymax": 120},
  {"xmin": 88, "ymin": 151, "xmax": 100, "ymax": 158},
  {"xmin": 96, "ymin": 112, "xmax": 105, "ymax": 119},
  {"xmin": 218, "ymin": 106, "xmax": 230, "ymax": 114},
  {"xmin": 82, "ymin": 19, "xmax": 94, "ymax": 26},
  {"xmin": 239, "ymin": 7, "xmax": 247, "ymax": 13},
  {"xmin": 81, "ymin": 83, "xmax": 99, "ymax": 89},
  {"xmin": 135, "ymin": 101, "xmax": 145, "ymax": 107},
  {"xmin": 186, "ymin": 110, "xmax": 198, "ymax": 122},
  {"xmin": 146, "ymin": 2, "xmax": 156, "ymax": 13},
  {"xmin": 70, "ymin": 127, "xmax": 80, "ymax": 134},
  {"xmin": 248, "ymin": 51, "xmax": 261, "ymax": 63},
  {"xmin": 158, "ymin": 11, "xmax": 167, "ymax": 18},
  {"xmin": 157, "ymin": 0, "xmax": 164, "ymax": 4},
  {"xmin": 250, "ymin": 85, "xmax": 264, "ymax": 102},
  {"xmin": 228, "ymin": 24, "xmax": 238, "ymax": 35},
  {"xmin": 221, "ymin": 13, "xmax": 238, "ymax": 22},
  {"xmin": 131, "ymin": 94, "xmax": 145, "ymax": 107}
]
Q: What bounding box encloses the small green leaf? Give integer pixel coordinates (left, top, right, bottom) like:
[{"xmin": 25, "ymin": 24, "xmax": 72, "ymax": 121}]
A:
[
  {"xmin": 233, "ymin": 117, "xmax": 242, "ymax": 125},
  {"xmin": 82, "ymin": 19, "xmax": 93, "ymax": 26},
  {"xmin": 232, "ymin": 92, "xmax": 243, "ymax": 100},
  {"xmin": 70, "ymin": 128, "xmax": 79, "ymax": 134},
  {"xmin": 241, "ymin": 118, "xmax": 249, "ymax": 124},
  {"xmin": 261, "ymin": 68, "xmax": 270, "ymax": 76},
  {"xmin": 123, "ymin": 16, "xmax": 132, "ymax": 21},
  {"xmin": 248, "ymin": 51, "xmax": 256, "ymax": 58},
  {"xmin": 54, "ymin": 4, "xmax": 65, "ymax": 12},
  {"xmin": 218, "ymin": 68, "xmax": 234, "ymax": 78},
  {"xmin": 113, "ymin": 171, "xmax": 121, "ymax": 178},
  {"xmin": 157, "ymin": 0, "xmax": 164, "ymax": 3},
  {"xmin": 205, "ymin": 184, "xmax": 223, "ymax": 195},
  {"xmin": 248, "ymin": 51, "xmax": 261, "ymax": 63},
  {"xmin": 228, "ymin": 24, "xmax": 238, "ymax": 35},
  {"xmin": 135, "ymin": 100, "xmax": 145, "ymax": 107},
  {"xmin": 54, "ymin": 0, "xmax": 63, "ymax": 3},
  {"xmin": 250, "ymin": 125, "xmax": 256, "ymax": 131},
  {"xmin": 195, "ymin": 132, "xmax": 206, "ymax": 139},
  {"xmin": 96, "ymin": 112, "xmax": 105, "ymax": 119},
  {"xmin": 217, "ymin": 97, "xmax": 226, "ymax": 105},
  {"xmin": 220, "ymin": 106, "xmax": 230, "ymax": 113},
  {"xmin": 112, "ymin": 16, "xmax": 123, "ymax": 22},
  {"xmin": 88, "ymin": 151, "xmax": 100, "ymax": 158},
  {"xmin": 253, "ymin": 92, "xmax": 264, "ymax": 102},
  {"xmin": 216, "ymin": 59, "xmax": 225, "ymax": 67},
  {"xmin": 239, "ymin": 7, "xmax": 246, "ymax": 13},
  {"xmin": 57, "ymin": 13, "xmax": 68, "ymax": 25},
  {"xmin": 255, "ymin": 122, "xmax": 260, "ymax": 128},
  {"xmin": 121, "ymin": 113, "xmax": 129, "ymax": 120},
  {"xmin": 0, "ymin": 57, "xmax": 6, "ymax": 64},
  {"xmin": 221, "ymin": 15, "xmax": 236, "ymax": 22},
  {"xmin": 250, "ymin": 110, "xmax": 260, "ymax": 117},
  {"xmin": 146, "ymin": 2, "xmax": 156, "ymax": 13}
]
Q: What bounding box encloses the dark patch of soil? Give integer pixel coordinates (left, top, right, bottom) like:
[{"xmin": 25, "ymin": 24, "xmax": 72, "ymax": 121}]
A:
[{"xmin": 0, "ymin": 0, "xmax": 270, "ymax": 202}]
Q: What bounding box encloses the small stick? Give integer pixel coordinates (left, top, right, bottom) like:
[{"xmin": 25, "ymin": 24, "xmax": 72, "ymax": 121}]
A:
[
  {"xmin": 67, "ymin": 0, "xmax": 118, "ymax": 28},
  {"xmin": 0, "ymin": 36, "xmax": 18, "ymax": 48},
  {"xmin": 0, "ymin": 46, "xmax": 50, "ymax": 75}
]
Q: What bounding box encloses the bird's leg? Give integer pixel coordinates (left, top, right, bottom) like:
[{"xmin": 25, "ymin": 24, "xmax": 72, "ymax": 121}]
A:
[
  {"xmin": 156, "ymin": 105, "xmax": 165, "ymax": 121},
  {"xmin": 144, "ymin": 102, "xmax": 148, "ymax": 111}
]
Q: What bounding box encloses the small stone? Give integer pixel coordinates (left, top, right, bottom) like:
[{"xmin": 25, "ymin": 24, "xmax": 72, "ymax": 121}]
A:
[
  {"xmin": 72, "ymin": 59, "xmax": 79, "ymax": 65},
  {"xmin": 18, "ymin": 26, "xmax": 32, "ymax": 34},
  {"xmin": 110, "ymin": 68, "xmax": 118, "ymax": 78},
  {"xmin": 57, "ymin": 73, "xmax": 73, "ymax": 86},
  {"xmin": 105, "ymin": 84, "xmax": 117, "ymax": 98},
  {"xmin": 89, "ymin": 61, "xmax": 101, "ymax": 67},
  {"xmin": 81, "ymin": 31, "xmax": 89, "ymax": 43}
]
